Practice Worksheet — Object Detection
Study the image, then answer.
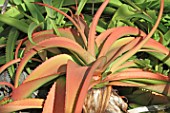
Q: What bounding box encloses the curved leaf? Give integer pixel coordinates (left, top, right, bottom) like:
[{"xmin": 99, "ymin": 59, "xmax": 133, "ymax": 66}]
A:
[
  {"xmin": 88, "ymin": 0, "xmax": 109, "ymax": 56},
  {"xmin": 0, "ymin": 82, "xmax": 14, "ymax": 90},
  {"xmin": 0, "ymin": 14, "xmax": 28, "ymax": 33},
  {"xmin": 107, "ymin": 0, "xmax": 164, "ymax": 73},
  {"xmin": 25, "ymin": 34, "xmax": 56, "ymax": 53},
  {"xmin": 0, "ymin": 58, "xmax": 21, "ymax": 74},
  {"xmin": 28, "ymin": 22, "xmax": 44, "ymax": 44},
  {"xmin": 43, "ymin": 76, "xmax": 66, "ymax": 113},
  {"xmin": 105, "ymin": 70, "xmax": 169, "ymax": 82},
  {"xmin": 65, "ymin": 57, "xmax": 107, "ymax": 113},
  {"xmin": 144, "ymin": 38, "xmax": 169, "ymax": 55},
  {"xmin": 15, "ymin": 37, "xmax": 95, "ymax": 87},
  {"xmin": 34, "ymin": 2, "xmax": 87, "ymax": 47},
  {"xmin": 0, "ymin": 99, "xmax": 43, "ymax": 113},
  {"xmin": 12, "ymin": 74, "xmax": 59, "ymax": 100},
  {"xmin": 98, "ymin": 26, "xmax": 145, "ymax": 58},
  {"xmin": 65, "ymin": 61, "xmax": 88, "ymax": 113},
  {"xmin": 22, "ymin": 54, "xmax": 73, "ymax": 83}
]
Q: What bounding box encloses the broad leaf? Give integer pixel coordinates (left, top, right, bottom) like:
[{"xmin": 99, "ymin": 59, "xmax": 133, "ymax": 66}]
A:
[
  {"xmin": 0, "ymin": 14, "xmax": 28, "ymax": 33},
  {"xmin": 65, "ymin": 57, "xmax": 106, "ymax": 113},
  {"xmin": 22, "ymin": 54, "xmax": 73, "ymax": 83},
  {"xmin": 12, "ymin": 74, "xmax": 59, "ymax": 100},
  {"xmin": 0, "ymin": 99, "xmax": 43, "ymax": 113},
  {"xmin": 43, "ymin": 76, "xmax": 66, "ymax": 113},
  {"xmin": 15, "ymin": 37, "xmax": 95, "ymax": 87}
]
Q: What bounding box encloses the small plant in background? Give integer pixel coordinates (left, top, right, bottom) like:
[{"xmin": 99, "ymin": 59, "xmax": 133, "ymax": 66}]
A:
[{"xmin": 0, "ymin": 0, "xmax": 169, "ymax": 113}]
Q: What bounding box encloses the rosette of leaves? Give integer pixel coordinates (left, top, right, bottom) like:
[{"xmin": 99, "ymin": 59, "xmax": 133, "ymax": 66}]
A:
[{"xmin": 0, "ymin": 0, "xmax": 169, "ymax": 113}]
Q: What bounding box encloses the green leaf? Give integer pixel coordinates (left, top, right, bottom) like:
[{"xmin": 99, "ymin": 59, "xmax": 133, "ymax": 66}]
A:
[
  {"xmin": 108, "ymin": 4, "xmax": 135, "ymax": 28},
  {"xmin": 5, "ymin": 28, "xmax": 19, "ymax": 78},
  {"xmin": 0, "ymin": 56, "xmax": 6, "ymax": 65},
  {"xmin": 13, "ymin": 0, "xmax": 22, "ymax": 5},
  {"xmin": 0, "ymin": 14, "xmax": 28, "ymax": 33},
  {"xmin": 0, "ymin": 37, "xmax": 6, "ymax": 44},
  {"xmin": 147, "ymin": 52, "xmax": 170, "ymax": 67},
  {"xmin": 76, "ymin": 0, "xmax": 88, "ymax": 15},
  {"xmin": 27, "ymin": 22, "xmax": 44, "ymax": 44},
  {"xmin": 42, "ymin": 0, "xmax": 61, "ymax": 36},
  {"xmin": 24, "ymin": 0, "xmax": 44, "ymax": 23}
]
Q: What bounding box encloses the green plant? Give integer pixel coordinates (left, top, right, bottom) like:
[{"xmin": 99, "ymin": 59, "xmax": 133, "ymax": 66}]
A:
[{"xmin": 0, "ymin": 0, "xmax": 169, "ymax": 113}]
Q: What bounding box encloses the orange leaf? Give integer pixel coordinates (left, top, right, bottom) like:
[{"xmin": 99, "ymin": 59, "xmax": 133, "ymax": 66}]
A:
[
  {"xmin": 23, "ymin": 54, "xmax": 73, "ymax": 83},
  {"xmin": 65, "ymin": 57, "xmax": 106, "ymax": 113},
  {"xmin": 43, "ymin": 76, "xmax": 66, "ymax": 113},
  {"xmin": 12, "ymin": 74, "xmax": 59, "ymax": 100},
  {"xmin": 15, "ymin": 37, "xmax": 95, "ymax": 87},
  {"xmin": 0, "ymin": 99, "xmax": 43, "ymax": 113}
]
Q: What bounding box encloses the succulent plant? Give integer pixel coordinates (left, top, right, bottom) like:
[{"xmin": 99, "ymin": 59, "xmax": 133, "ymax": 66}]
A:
[{"xmin": 0, "ymin": 0, "xmax": 169, "ymax": 113}]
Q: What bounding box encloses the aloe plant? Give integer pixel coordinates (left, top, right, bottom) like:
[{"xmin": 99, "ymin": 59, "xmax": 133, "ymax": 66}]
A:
[{"xmin": 0, "ymin": 0, "xmax": 169, "ymax": 113}]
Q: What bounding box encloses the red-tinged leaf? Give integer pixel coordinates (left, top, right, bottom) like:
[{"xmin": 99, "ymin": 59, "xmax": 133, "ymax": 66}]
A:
[
  {"xmin": 105, "ymin": 37, "xmax": 142, "ymax": 67},
  {"xmin": 144, "ymin": 38, "xmax": 169, "ymax": 55},
  {"xmin": 88, "ymin": 0, "xmax": 109, "ymax": 57},
  {"xmin": 42, "ymin": 83, "xmax": 55, "ymax": 113},
  {"xmin": 96, "ymin": 28, "xmax": 116, "ymax": 48},
  {"xmin": 73, "ymin": 15, "xmax": 90, "ymax": 38},
  {"xmin": 0, "ymin": 99, "xmax": 43, "ymax": 113},
  {"xmin": 108, "ymin": 37, "xmax": 169, "ymax": 72},
  {"xmin": 103, "ymin": 37, "xmax": 142, "ymax": 71},
  {"xmin": 25, "ymin": 34, "xmax": 57, "ymax": 53},
  {"xmin": 53, "ymin": 76, "xmax": 66, "ymax": 113},
  {"xmin": 105, "ymin": 70, "xmax": 169, "ymax": 82},
  {"xmin": 74, "ymin": 57, "xmax": 107, "ymax": 113},
  {"xmin": 95, "ymin": 28, "xmax": 145, "ymax": 48},
  {"xmin": 0, "ymin": 58, "xmax": 21, "ymax": 73},
  {"xmin": 107, "ymin": 0, "xmax": 164, "ymax": 72},
  {"xmin": 109, "ymin": 37, "xmax": 135, "ymax": 50},
  {"xmin": 0, "ymin": 82, "xmax": 14, "ymax": 90},
  {"xmin": 43, "ymin": 77, "xmax": 66, "ymax": 113},
  {"xmin": 58, "ymin": 28, "xmax": 85, "ymax": 46},
  {"xmin": 111, "ymin": 61, "xmax": 138, "ymax": 73},
  {"xmin": 22, "ymin": 54, "xmax": 73, "ymax": 83},
  {"xmin": 109, "ymin": 81, "xmax": 146, "ymax": 87},
  {"xmin": 15, "ymin": 37, "xmax": 95, "ymax": 87},
  {"xmin": 65, "ymin": 57, "xmax": 107, "ymax": 113},
  {"xmin": 34, "ymin": 2, "xmax": 87, "ymax": 47},
  {"xmin": 65, "ymin": 60, "xmax": 88, "ymax": 113},
  {"xmin": 15, "ymin": 30, "xmax": 54, "ymax": 59},
  {"xmin": 143, "ymin": 84, "xmax": 170, "ymax": 96},
  {"xmin": 12, "ymin": 74, "xmax": 59, "ymax": 100},
  {"xmin": 98, "ymin": 26, "xmax": 145, "ymax": 58}
]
